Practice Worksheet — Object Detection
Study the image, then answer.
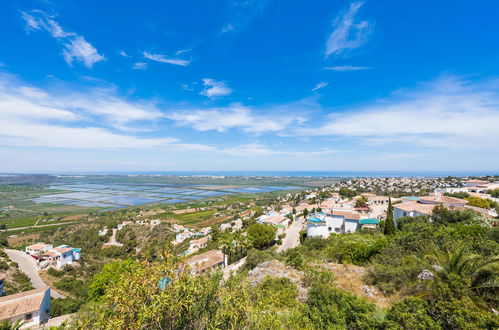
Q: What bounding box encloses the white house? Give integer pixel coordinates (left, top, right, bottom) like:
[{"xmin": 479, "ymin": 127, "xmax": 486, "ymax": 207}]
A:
[
  {"xmin": 393, "ymin": 194, "xmax": 469, "ymax": 221},
  {"xmin": 39, "ymin": 245, "xmax": 81, "ymax": 269},
  {"xmin": 189, "ymin": 236, "xmax": 210, "ymax": 252},
  {"xmin": 220, "ymin": 219, "xmax": 243, "ymax": 232},
  {"xmin": 28, "ymin": 243, "xmax": 81, "ymax": 269},
  {"xmin": 306, "ymin": 211, "xmax": 362, "ymax": 238},
  {"xmin": 25, "ymin": 243, "xmax": 53, "ymax": 256},
  {"xmin": 0, "ymin": 287, "xmax": 51, "ymax": 328}
]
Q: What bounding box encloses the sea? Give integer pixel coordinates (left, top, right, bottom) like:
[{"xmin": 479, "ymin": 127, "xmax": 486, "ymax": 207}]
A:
[{"xmin": 50, "ymin": 170, "xmax": 499, "ymax": 178}]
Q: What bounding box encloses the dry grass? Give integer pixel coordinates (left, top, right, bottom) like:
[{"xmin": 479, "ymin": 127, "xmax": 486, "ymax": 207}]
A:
[
  {"xmin": 320, "ymin": 262, "xmax": 398, "ymax": 308},
  {"xmin": 7, "ymin": 233, "xmax": 39, "ymax": 247}
]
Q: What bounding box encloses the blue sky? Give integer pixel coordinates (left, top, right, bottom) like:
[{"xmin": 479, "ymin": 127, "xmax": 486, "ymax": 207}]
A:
[{"xmin": 1, "ymin": 0, "xmax": 499, "ymax": 173}]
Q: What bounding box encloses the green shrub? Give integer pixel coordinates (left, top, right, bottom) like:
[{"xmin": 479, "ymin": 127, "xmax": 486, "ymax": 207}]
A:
[
  {"xmin": 47, "ymin": 267, "xmax": 64, "ymax": 277},
  {"xmin": 255, "ymin": 276, "xmax": 298, "ymax": 308},
  {"xmin": 244, "ymin": 248, "xmax": 278, "ymax": 270}
]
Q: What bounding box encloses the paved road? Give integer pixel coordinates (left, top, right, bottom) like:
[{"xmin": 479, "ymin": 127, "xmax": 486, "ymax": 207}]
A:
[
  {"xmin": 277, "ymin": 217, "xmax": 304, "ymax": 252},
  {"xmin": 4, "ymin": 249, "xmax": 65, "ymax": 298},
  {"xmin": 2, "ymin": 221, "xmax": 76, "ymax": 232}
]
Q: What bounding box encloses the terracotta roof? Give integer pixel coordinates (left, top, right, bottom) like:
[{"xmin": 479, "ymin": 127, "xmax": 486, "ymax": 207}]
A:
[
  {"xmin": 393, "ymin": 201, "xmax": 436, "ymax": 215},
  {"xmin": 441, "ymin": 196, "xmax": 468, "ymax": 204},
  {"xmin": 186, "ymin": 250, "xmax": 224, "ymax": 273},
  {"xmin": 0, "ymin": 288, "xmax": 48, "ymax": 320},
  {"xmin": 463, "ymin": 180, "xmax": 489, "ymax": 184},
  {"xmin": 52, "ymin": 247, "xmax": 74, "ymax": 254},
  {"xmin": 190, "ymin": 236, "xmax": 208, "ymax": 245},
  {"xmin": 361, "ymin": 193, "xmax": 376, "ymax": 197},
  {"xmin": 368, "ymin": 196, "xmax": 390, "ymax": 201},
  {"xmin": 26, "ymin": 243, "xmax": 51, "ymax": 250},
  {"xmin": 332, "ymin": 210, "xmax": 361, "ymax": 220},
  {"xmin": 419, "ymin": 195, "xmax": 468, "ymax": 205}
]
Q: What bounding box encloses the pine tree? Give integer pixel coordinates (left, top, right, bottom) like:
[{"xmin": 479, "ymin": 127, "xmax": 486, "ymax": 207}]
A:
[{"xmin": 384, "ymin": 197, "xmax": 396, "ymax": 235}]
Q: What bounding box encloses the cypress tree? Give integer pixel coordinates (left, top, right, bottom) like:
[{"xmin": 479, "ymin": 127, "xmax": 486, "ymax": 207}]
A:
[{"xmin": 384, "ymin": 197, "xmax": 396, "ymax": 235}]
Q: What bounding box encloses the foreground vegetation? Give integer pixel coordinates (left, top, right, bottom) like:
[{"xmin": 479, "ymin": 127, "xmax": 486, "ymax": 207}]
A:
[{"xmin": 68, "ymin": 205, "xmax": 499, "ymax": 329}]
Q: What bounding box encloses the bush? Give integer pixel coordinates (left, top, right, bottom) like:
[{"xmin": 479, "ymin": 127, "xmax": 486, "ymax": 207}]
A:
[
  {"xmin": 47, "ymin": 268, "xmax": 64, "ymax": 277},
  {"xmin": 255, "ymin": 276, "xmax": 298, "ymax": 308},
  {"xmin": 51, "ymin": 297, "xmax": 84, "ymax": 317},
  {"xmin": 0, "ymin": 260, "xmax": 8, "ymax": 270},
  {"xmin": 285, "ymin": 249, "xmax": 304, "ymax": 269},
  {"xmin": 244, "ymin": 248, "xmax": 278, "ymax": 270},
  {"xmin": 304, "ymin": 283, "xmax": 379, "ymax": 328}
]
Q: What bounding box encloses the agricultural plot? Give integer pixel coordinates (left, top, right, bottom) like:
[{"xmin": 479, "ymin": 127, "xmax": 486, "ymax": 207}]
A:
[{"xmin": 29, "ymin": 181, "xmax": 300, "ymax": 209}]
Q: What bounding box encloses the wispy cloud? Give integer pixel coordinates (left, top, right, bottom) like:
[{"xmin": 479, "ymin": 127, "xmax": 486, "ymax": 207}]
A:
[
  {"xmin": 118, "ymin": 50, "xmax": 131, "ymax": 57},
  {"xmin": 200, "ymin": 78, "xmax": 233, "ymax": 98},
  {"xmin": 325, "ymin": 2, "xmax": 372, "ymax": 58},
  {"xmin": 143, "ymin": 51, "xmax": 190, "ymax": 66},
  {"xmin": 132, "ymin": 62, "xmax": 148, "ymax": 70},
  {"xmin": 175, "ymin": 49, "xmax": 191, "ymax": 56},
  {"xmin": 21, "ymin": 10, "xmax": 105, "ymax": 68},
  {"xmin": 221, "ymin": 143, "xmax": 337, "ymax": 157},
  {"xmin": 0, "ymin": 73, "xmax": 170, "ymax": 149},
  {"xmin": 221, "ymin": 0, "xmax": 269, "ymax": 35},
  {"xmin": 324, "ymin": 65, "xmax": 369, "ymax": 71},
  {"xmin": 297, "ymin": 76, "xmax": 499, "ymax": 150},
  {"xmin": 312, "ymin": 81, "xmax": 328, "ymax": 92},
  {"xmin": 166, "ymin": 101, "xmax": 309, "ymax": 133}
]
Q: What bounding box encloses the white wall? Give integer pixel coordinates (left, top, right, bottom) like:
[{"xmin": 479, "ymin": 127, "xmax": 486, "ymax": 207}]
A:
[
  {"xmin": 344, "ymin": 220, "xmax": 359, "ymax": 233},
  {"xmin": 306, "ymin": 223, "xmax": 330, "ymax": 238}
]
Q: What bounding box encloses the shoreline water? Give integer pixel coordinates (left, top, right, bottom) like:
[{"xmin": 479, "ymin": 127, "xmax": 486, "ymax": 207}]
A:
[{"xmin": 2, "ymin": 171, "xmax": 498, "ymax": 178}]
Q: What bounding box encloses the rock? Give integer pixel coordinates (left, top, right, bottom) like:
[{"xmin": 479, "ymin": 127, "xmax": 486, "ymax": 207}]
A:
[{"xmin": 417, "ymin": 269, "xmax": 435, "ymax": 280}]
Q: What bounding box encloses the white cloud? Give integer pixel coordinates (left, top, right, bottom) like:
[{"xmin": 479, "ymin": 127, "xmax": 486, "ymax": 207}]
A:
[
  {"xmin": 143, "ymin": 51, "xmax": 190, "ymax": 66},
  {"xmin": 325, "ymin": 2, "xmax": 372, "ymax": 58},
  {"xmin": 200, "ymin": 78, "xmax": 233, "ymax": 98},
  {"xmin": 166, "ymin": 102, "xmax": 307, "ymax": 133},
  {"xmin": 132, "ymin": 62, "xmax": 148, "ymax": 70},
  {"xmin": 0, "ymin": 73, "xmax": 174, "ymax": 149},
  {"xmin": 297, "ymin": 76, "xmax": 499, "ymax": 150},
  {"xmin": 62, "ymin": 36, "xmax": 105, "ymax": 68},
  {"xmin": 175, "ymin": 49, "xmax": 191, "ymax": 56},
  {"xmin": 324, "ymin": 66, "xmax": 369, "ymax": 71},
  {"xmin": 118, "ymin": 50, "xmax": 131, "ymax": 57},
  {"xmin": 21, "ymin": 11, "xmax": 104, "ymax": 68},
  {"xmin": 220, "ymin": 24, "xmax": 235, "ymax": 33},
  {"xmin": 312, "ymin": 81, "xmax": 328, "ymax": 92},
  {"xmin": 221, "ymin": 143, "xmax": 337, "ymax": 157}
]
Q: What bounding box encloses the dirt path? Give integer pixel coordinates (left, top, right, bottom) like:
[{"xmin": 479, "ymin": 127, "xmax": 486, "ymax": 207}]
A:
[
  {"xmin": 4, "ymin": 249, "xmax": 65, "ymax": 298},
  {"xmin": 103, "ymin": 228, "xmax": 123, "ymax": 247}
]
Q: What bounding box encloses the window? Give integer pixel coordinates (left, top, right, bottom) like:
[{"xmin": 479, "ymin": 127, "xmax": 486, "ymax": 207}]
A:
[
  {"xmin": 328, "ymin": 227, "xmax": 332, "ymax": 231},
  {"xmin": 335, "ymin": 228, "xmax": 340, "ymax": 233},
  {"xmin": 25, "ymin": 313, "xmax": 33, "ymax": 321}
]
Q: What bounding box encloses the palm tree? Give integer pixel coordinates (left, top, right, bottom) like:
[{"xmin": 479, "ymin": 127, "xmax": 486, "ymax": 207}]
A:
[
  {"xmin": 0, "ymin": 320, "xmax": 23, "ymax": 330},
  {"xmin": 218, "ymin": 238, "xmax": 232, "ymax": 267},
  {"xmin": 426, "ymin": 245, "xmax": 499, "ymax": 302}
]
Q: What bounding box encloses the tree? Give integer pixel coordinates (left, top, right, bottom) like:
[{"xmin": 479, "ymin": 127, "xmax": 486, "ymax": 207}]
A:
[
  {"xmin": 339, "ymin": 187, "xmax": 357, "ymax": 199},
  {"xmin": 355, "ymin": 196, "xmax": 368, "ymax": 208},
  {"xmin": 384, "ymin": 198, "xmax": 396, "ymax": 235},
  {"xmin": 88, "ymin": 259, "xmax": 136, "ymax": 301},
  {"xmin": 247, "ymin": 223, "xmax": 276, "ymax": 249},
  {"xmin": 426, "ymin": 245, "xmax": 499, "ymax": 301}
]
